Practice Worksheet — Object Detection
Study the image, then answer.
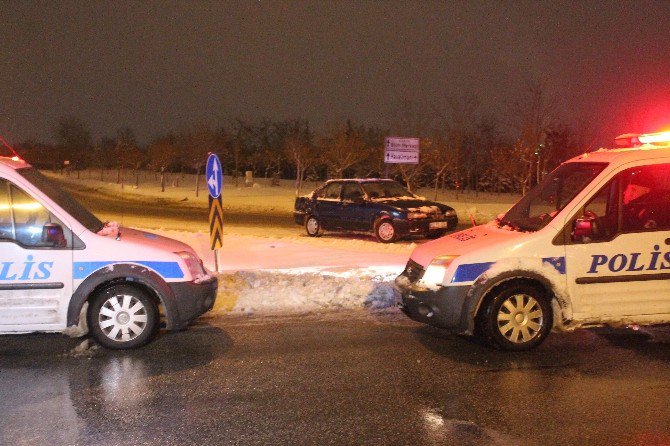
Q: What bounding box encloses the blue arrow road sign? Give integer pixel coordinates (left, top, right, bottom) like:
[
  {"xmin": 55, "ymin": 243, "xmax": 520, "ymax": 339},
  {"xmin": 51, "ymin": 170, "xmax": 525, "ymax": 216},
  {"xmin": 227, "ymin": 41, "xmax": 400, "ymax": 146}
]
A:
[{"xmin": 206, "ymin": 153, "xmax": 223, "ymax": 198}]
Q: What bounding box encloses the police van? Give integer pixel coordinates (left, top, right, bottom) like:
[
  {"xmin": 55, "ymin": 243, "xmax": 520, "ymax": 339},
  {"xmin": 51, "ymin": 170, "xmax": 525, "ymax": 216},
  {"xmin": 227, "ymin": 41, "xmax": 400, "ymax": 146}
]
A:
[
  {"xmin": 0, "ymin": 155, "xmax": 217, "ymax": 349},
  {"xmin": 396, "ymin": 131, "xmax": 670, "ymax": 350}
]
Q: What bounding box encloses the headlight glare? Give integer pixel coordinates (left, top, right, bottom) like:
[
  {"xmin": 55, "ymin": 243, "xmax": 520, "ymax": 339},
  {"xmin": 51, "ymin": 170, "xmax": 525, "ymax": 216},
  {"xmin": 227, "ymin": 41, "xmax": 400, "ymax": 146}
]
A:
[{"xmin": 420, "ymin": 255, "xmax": 459, "ymax": 287}]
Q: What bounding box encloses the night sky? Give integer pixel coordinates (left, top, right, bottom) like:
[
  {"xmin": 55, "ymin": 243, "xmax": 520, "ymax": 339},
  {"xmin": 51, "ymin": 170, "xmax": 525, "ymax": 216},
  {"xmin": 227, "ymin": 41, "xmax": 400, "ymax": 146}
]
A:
[{"xmin": 2, "ymin": 1, "xmax": 670, "ymax": 145}]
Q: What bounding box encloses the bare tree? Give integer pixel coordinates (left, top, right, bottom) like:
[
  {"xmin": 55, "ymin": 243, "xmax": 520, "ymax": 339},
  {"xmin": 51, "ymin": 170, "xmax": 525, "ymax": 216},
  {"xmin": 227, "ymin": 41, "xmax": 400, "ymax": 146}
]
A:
[
  {"xmin": 320, "ymin": 122, "xmax": 368, "ymax": 179},
  {"xmin": 513, "ymin": 79, "xmax": 556, "ymax": 192},
  {"xmin": 284, "ymin": 122, "xmax": 314, "ymax": 195},
  {"xmin": 147, "ymin": 136, "xmax": 179, "ymax": 192},
  {"xmin": 55, "ymin": 116, "xmax": 92, "ymax": 169}
]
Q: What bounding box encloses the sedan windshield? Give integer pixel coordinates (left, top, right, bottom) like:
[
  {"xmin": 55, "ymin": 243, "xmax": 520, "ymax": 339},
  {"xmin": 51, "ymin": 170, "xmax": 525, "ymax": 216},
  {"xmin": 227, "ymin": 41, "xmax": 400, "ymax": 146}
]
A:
[
  {"xmin": 361, "ymin": 181, "xmax": 416, "ymax": 199},
  {"xmin": 17, "ymin": 167, "xmax": 103, "ymax": 233},
  {"xmin": 499, "ymin": 162, "xmax": 608, "ymax": 232}
]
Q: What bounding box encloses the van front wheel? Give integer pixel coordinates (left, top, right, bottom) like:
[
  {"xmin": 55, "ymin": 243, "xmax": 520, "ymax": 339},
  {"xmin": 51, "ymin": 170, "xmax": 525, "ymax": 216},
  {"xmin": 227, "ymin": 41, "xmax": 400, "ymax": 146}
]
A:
[
  {"xmin": 87, "ymin": 284, "xmax": 159, "ymax": 349},
  {"xmin": 480, "ymin": 283, "xmax": 552, "ymax": 351}
]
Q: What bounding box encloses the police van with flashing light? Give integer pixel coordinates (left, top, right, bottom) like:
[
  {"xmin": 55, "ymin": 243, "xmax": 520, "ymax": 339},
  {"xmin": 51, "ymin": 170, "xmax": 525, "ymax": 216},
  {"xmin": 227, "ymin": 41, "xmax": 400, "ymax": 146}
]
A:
[
  {"xmin": 0, "ymin": 155, "xmax": 217, "ymax": 349},
  {"xmin": 396, "ymin": 131, "xmax": 670, "ymax": 350}
]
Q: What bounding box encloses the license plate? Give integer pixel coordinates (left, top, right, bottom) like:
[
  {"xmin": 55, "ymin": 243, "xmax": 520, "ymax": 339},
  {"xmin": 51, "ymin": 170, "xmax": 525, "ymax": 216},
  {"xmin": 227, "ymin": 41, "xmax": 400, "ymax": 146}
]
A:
[{"xmin": 429, "ymin": 221, "xmax": 448, "ymax": 229}]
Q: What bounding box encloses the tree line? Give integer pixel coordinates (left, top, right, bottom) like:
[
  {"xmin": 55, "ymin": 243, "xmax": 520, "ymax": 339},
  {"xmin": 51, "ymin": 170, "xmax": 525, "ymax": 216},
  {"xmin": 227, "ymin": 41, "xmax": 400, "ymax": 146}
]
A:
[{"xmin": 14, "ymin": 83, "xmax": 602, "ymax": 195}]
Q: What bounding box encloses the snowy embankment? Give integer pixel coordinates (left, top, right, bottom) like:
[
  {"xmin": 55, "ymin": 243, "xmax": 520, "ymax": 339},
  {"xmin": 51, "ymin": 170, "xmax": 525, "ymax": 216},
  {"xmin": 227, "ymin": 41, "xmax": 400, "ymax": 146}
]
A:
[{"xmin": 150, "ymin": 228, "xmax": 414, "ymax": 316}]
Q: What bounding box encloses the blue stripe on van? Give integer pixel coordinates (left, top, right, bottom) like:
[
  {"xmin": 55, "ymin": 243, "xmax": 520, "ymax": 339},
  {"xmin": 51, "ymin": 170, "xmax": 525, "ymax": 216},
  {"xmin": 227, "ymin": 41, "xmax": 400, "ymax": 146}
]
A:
[
  {"xmin": 73, "ymin": 261, "xmax": 184, "ymax": 280},
  {"xmin": 451, "ymin": 262, "xmax": 494, "ymax": 283},
  {"xmin": 542, "ymin": 256, "xmax": 566, "ymax": 274}
]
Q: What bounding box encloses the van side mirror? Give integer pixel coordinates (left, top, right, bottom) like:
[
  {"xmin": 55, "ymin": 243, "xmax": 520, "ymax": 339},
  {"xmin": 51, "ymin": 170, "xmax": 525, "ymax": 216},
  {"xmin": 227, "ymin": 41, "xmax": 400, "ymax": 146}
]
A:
[
  {"xmin": 42, "ymin": 223, "xmax": 67, "ymax": 248},
  {"xmin": 572, "ymin": 211, "xmax": 599, "ymax": 243}
]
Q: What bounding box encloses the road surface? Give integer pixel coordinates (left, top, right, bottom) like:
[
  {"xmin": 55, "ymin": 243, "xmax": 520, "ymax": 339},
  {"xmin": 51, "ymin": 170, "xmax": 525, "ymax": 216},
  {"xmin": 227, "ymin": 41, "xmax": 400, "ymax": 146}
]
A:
[{"xmin": 1, "ymin": 312, "xmax": 669, "ymax": 445}]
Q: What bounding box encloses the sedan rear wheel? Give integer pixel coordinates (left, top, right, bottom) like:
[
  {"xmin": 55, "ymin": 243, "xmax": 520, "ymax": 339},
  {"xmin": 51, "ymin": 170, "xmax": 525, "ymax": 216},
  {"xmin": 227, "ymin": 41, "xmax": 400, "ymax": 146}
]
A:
[{"xmin": 305, "ymin": 215, "xmax": 321, "ymax": 237}]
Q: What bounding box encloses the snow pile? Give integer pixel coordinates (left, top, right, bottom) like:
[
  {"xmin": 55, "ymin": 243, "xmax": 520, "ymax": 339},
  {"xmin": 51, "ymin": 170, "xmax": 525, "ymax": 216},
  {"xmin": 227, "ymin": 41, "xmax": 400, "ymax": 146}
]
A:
[{"xmin": 215, "ymin": 266, "xmax": 402, "ymax": 315}]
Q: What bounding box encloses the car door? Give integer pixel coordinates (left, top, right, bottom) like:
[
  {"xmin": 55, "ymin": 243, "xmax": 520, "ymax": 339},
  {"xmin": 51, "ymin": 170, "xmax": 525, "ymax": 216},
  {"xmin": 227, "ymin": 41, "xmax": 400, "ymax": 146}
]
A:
[
  {"xmin": 314, "ymin": 182, "xmax": 343, "ymax": 229},
  {"xmin": 0, "ymin": 178, "xmax": 73, "ymax": 331},
  {"xmin": 340, "ymin": 182, "xmax": 369, "ymax": 230},
  {"xmin": 565, "ymin": 163, "xmax": 670, "ymax": 319}
]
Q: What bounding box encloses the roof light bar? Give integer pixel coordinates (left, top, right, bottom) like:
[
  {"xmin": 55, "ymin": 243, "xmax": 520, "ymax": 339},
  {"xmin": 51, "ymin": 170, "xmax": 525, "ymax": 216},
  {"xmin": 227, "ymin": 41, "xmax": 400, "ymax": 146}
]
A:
[
  {"xmin": 614, "ymin": 131, "xmax": 670, "ymax": 148},
  {"xmin": 638, "ymin": 131, "xmax": 670, "ymax": 145},
  {"xmin": 614, "ymin": 133, "xmax": 640, "ymax": 147}
]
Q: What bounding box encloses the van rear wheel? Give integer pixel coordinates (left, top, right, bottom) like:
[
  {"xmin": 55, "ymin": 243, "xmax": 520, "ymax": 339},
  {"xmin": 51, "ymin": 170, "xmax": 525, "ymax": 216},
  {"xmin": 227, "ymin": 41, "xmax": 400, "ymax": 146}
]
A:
[
  {"xmin": 480, "ymin": 283, "xmax": 552, "ymax": 351},
  {"xmin": 87, "ymin": 284, "xmax": 158, "ymax": 350}
]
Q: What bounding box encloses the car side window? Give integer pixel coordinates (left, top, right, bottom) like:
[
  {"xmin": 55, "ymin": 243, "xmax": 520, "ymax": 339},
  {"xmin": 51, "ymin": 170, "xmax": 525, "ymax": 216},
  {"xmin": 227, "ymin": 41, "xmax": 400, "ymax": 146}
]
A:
[
  {"xmin": 0, "ymin": 179, "xmax": 71, "ymax": 248},
  {"xmin": 621, "ymin": 164, "xmax": 670, "ymax": 232},
  {"xmin": 577, "ymin": 163, "xmax": 670, "ymax": 241},
  {"xmin": 341, "ymin": 183, "xmax": 364, "ymax": 202},
  {"xmin": 319, "ymin": 183, "xmax": 342, "ymax": 200},
  {"xmin": 582, "ymin": 177, "xmax": 619, "ymax": 241},
  {"xmin": 0, "ymin": 179, "xmax": 11, "ymax": 240}
]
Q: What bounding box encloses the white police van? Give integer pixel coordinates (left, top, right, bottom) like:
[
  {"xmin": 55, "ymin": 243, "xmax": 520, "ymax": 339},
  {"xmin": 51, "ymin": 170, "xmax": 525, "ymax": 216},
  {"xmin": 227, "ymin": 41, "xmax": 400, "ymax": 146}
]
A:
[
  {"xmin": 396, "ymin": 131, "xmax": 670, "ymax": 350},
  {"xmin": 0, "ymin": 155, "xmax": 217, "ymax": 349}
]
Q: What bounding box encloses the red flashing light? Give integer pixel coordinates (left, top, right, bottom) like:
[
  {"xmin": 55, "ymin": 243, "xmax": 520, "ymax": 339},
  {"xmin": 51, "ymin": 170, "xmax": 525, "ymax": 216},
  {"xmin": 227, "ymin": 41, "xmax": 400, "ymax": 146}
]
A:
[
  {"xmin": 638, "ymin": 131, "xmax": 670, "ymax": 145},
  {"xmin": 614, "ymin": 133, "xmax": 641, "ymax": 147},
  {"xmin": 615, "ymin": 131, "xmax": 670, "ymax": 148}
]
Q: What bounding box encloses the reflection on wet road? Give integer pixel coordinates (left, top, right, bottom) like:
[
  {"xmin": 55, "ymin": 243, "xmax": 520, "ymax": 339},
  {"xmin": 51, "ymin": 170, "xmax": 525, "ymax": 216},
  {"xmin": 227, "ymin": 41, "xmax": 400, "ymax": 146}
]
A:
[{"xmin": 1, "ymin": 315, "xmax": 670, "ymax": 445}]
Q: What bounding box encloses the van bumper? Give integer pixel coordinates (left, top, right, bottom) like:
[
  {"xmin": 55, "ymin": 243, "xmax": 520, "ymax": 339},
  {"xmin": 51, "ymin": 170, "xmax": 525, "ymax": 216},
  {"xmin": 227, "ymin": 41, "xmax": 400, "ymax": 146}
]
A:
[
  {"xmin": 168, "ymin": 276, "xmax": 218, "ymax": 330},
  {"xmin": 395, "ymin": 277, "xmax": 473, "ymax": 334}
]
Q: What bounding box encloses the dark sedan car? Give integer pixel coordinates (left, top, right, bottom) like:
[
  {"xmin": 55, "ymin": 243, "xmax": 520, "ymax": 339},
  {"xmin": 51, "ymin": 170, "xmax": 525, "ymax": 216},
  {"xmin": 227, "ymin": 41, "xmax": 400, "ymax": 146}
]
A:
[{"xmin": 293, "ymin": 179, "xmax": 458, "ymax": 242}]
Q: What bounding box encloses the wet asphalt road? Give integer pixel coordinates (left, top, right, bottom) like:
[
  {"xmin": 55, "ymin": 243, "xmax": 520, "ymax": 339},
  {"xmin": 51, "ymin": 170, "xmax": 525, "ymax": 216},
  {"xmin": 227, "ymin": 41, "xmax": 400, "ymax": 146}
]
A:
[{"xmin": 2, "ymin": 312, "xmax": 670, "ymax": 446}]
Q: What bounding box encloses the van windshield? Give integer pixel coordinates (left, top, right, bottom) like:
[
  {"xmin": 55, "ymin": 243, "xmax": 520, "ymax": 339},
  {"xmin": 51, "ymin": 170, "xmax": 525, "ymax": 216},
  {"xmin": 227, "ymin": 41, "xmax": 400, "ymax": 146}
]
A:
[
  {"xmin": 499, "ymin": 162, "xmax": 608, "ymax": 232},
  {"xmin": 17, "ymin": 167, "xmax": 103, "ymax": 233}
]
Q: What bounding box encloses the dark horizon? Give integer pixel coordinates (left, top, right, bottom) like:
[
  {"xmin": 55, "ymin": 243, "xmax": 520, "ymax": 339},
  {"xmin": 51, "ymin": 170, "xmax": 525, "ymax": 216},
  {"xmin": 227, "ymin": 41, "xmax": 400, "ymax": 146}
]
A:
[{"xmin": 2, "ymin": 1, "xmax": 670, "ymax": 145}]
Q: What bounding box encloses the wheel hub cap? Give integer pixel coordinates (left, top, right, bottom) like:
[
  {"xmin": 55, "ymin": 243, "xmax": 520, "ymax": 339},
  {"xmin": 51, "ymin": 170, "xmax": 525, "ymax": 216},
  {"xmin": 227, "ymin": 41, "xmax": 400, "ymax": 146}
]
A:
[
  {"xmin": 379, "ymin": 223, "xmax": 394, "ymax": 240},
  {"xmin": 496, "ymin": 293, "xmax": 543, "ymax": 344},
  {"xmin": 117, "ymin": 312, "xmax": 130, "ymax": 324},
  {"xmin": 98, "ymin": 294, "xmax": 149, "ymax": 342}
]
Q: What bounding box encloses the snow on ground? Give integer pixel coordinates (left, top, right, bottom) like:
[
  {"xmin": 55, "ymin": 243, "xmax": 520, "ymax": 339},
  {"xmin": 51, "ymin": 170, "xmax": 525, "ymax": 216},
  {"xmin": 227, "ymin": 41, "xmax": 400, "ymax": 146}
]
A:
[
  {"xmin": 149, "ymin": 228, "xmax": 414, "ymax": 315},
  {"xmin": 49, "ymin": 170, "xmax": 518, "ymax": 316}
]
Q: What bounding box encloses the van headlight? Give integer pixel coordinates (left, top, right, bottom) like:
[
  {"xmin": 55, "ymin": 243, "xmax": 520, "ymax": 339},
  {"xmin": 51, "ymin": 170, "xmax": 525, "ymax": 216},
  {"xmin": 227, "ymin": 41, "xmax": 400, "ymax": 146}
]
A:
[
  {"xmin": 420, "ymin": 255, "xmax": 459, "ymax": 287},
  {"xmin": 176, "ymin": 251, "xmax": 207, "ymax": 279}
]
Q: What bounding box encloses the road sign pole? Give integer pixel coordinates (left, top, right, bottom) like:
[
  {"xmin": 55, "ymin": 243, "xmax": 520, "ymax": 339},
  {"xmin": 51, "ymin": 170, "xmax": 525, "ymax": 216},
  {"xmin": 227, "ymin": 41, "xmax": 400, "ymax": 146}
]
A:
[{"xmin": 206, "ymin": 153, "xmax": 224, "ymax": 273}]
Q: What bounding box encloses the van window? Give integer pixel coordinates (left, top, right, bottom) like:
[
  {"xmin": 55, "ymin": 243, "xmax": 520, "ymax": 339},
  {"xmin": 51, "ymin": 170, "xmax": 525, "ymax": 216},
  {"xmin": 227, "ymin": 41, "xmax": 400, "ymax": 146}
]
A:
[
  {"xmin": 621, "ymin": 164, "xmax": 670, "ymax": 232},
  {"xmin": 582, "ymin": 177, "xmax": 619, "ymax": 241},
  {"xmin": 0, "ymin": 179, "xmax": 72, "ymax": 248},
  {"xmin": 576, "ymin": 163, "xmax": 670, "ymax": 241},
  {"xmin": 16, "ymin": 167, "xmax": 102, "ymax": 233},
  {"xmin": 500, "ymin": 162, "xmax": 608, "ymax": 232}
]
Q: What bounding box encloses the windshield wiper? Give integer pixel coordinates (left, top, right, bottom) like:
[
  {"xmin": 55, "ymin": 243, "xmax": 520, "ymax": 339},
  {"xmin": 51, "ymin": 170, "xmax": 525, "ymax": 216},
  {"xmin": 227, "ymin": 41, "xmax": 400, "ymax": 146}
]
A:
[{"xmin": 497, "ymin": 218, "xmax": 522, "ymax": 232}]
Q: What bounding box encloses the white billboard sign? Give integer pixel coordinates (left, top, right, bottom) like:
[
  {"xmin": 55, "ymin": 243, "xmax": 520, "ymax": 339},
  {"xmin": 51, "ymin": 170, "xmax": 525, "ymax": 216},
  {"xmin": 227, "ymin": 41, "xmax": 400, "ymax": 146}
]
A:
[{"xmin": 384, "ymin": 137, "xmax": 419, "ymax": 164}]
